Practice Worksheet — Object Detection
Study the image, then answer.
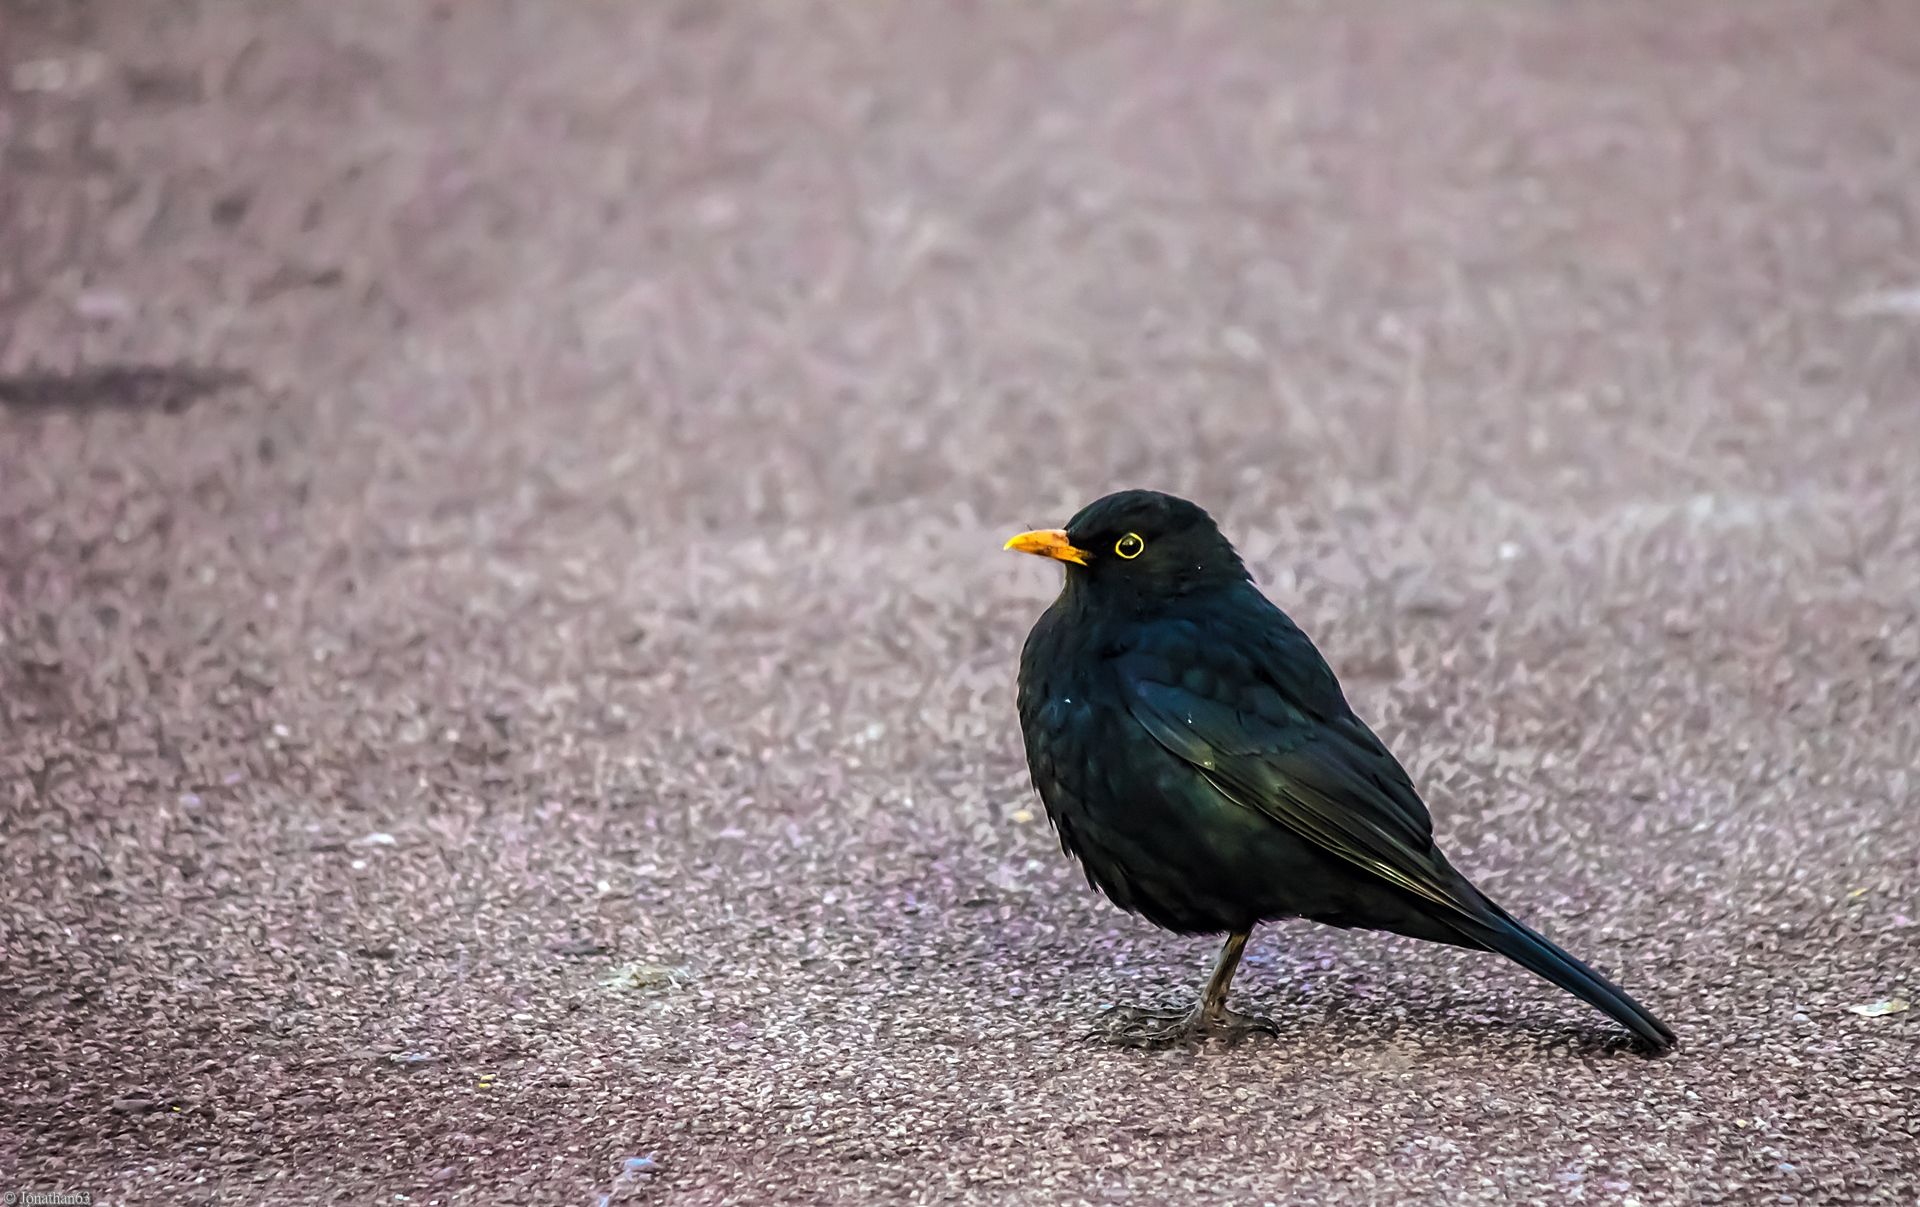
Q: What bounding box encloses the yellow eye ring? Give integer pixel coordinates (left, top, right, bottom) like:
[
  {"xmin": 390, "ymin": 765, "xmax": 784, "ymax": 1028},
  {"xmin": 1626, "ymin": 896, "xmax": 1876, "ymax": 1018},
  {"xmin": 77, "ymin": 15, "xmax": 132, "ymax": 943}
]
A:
[{"xmin": 1114, "ymin": 532, "xmax": 1145, "ymax": 559}]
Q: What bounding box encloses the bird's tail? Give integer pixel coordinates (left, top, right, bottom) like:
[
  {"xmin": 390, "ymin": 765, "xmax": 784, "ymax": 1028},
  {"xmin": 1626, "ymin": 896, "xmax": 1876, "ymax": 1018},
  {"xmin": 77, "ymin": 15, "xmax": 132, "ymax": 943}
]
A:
[{"xmin": 1457, "ymin": 906, "xmax": 1677, "ymax": 1052}]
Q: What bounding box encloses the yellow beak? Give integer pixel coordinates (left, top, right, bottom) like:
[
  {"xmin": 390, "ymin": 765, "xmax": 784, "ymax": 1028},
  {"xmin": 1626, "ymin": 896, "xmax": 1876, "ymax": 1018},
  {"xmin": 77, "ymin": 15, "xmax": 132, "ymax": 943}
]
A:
[{"xmin": 1003, "ymin": 528, "xmax": 1089, "ymax": 566}]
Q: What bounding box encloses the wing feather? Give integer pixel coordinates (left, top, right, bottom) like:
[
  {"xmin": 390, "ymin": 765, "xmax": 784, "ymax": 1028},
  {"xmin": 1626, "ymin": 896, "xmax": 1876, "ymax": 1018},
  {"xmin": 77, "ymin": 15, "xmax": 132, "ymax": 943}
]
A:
[{"xmin": 1120, "ymin": 650, "xmax": 1474, "ymax": 919}]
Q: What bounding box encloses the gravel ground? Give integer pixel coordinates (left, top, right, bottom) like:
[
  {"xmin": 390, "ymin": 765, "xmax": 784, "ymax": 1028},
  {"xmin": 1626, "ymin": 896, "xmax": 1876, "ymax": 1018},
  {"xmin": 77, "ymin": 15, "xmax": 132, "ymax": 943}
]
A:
[{"xmin": 4, "ymin": 1, "xmax": 1918, "ymax": 1203}]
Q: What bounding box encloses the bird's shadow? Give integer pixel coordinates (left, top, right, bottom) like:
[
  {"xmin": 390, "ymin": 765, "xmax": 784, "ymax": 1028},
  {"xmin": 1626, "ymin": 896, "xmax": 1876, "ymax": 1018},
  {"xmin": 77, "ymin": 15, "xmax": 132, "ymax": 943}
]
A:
[
  {"xmin": 954, "ymin": 886, "xmax": 1676, "ymax": 1061},
  {"xmin": 1053, "ymin": 939, "xmax": 1677, "ymax": 1062},
  {"xmin": 1077, "ymin": 986, "xmax": 1667, "ymax": 1061}
]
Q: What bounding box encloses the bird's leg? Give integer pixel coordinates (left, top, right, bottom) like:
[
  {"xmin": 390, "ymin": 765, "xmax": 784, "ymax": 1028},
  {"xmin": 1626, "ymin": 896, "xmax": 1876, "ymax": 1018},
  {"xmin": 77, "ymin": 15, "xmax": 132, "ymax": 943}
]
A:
[
  {"xmin": 1200, "ymin": 929, "xmax": 1252, "ymax": 1016},
  {"xmin": 1194, "ymin": 929, "xmax": 1280, "ymax": 1039},
  {"xmin": 1102, "ymin": 930, "xmax": 1279, "ymax": 1047}
]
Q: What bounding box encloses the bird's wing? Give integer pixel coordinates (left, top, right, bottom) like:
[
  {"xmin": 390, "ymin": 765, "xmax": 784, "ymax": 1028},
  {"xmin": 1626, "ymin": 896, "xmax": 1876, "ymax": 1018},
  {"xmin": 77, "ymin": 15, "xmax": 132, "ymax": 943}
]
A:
[{"xmin": 1118, "ymin": 642, "xmax": 1475, "ymax": 918}]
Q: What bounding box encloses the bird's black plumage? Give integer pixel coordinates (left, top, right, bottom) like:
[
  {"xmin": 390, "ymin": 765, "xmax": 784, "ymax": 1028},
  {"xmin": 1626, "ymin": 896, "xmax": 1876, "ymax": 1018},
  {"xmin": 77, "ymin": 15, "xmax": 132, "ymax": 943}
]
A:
[{"xmin": 1008, "ymin": 489, "xmax": 1675, "ymax": 1050}]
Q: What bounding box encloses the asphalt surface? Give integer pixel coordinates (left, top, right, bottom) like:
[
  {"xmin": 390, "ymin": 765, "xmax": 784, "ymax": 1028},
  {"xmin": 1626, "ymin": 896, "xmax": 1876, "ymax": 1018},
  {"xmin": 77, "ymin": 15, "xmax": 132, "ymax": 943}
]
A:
[{"xmin": 3, "ymin": 1, "xmax": 1918, "ymax": 1203}]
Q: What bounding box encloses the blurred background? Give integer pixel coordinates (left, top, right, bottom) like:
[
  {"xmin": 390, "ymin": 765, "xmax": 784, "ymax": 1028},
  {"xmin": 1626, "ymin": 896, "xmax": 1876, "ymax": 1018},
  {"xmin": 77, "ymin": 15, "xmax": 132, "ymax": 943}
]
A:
[{"xmin": 3, "ymin": 2, "xmax": 1917, "ymax": 1203}]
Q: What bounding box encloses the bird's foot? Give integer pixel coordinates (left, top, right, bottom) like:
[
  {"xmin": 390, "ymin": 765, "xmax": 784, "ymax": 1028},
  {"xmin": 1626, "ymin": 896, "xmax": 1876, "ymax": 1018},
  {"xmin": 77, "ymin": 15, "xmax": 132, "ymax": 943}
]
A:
[{"xmin": 1096, "ymin": 1002, "xmax": 1280, "ymax": 1048}]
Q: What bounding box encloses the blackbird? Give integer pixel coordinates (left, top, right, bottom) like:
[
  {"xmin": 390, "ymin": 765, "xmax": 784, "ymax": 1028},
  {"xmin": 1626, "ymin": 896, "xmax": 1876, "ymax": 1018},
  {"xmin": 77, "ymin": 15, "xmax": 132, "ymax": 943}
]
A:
[{"xmin": 1005, "ymin": 489, "xmax": 1675, "ymax": 1051}]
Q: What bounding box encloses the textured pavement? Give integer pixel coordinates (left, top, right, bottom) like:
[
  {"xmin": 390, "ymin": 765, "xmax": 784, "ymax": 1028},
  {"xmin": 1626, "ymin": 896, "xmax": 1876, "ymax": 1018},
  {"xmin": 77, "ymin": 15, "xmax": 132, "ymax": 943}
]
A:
[{"xmin": 3, "ymin": 1, "xmax": 1919, "ymax": 1203}]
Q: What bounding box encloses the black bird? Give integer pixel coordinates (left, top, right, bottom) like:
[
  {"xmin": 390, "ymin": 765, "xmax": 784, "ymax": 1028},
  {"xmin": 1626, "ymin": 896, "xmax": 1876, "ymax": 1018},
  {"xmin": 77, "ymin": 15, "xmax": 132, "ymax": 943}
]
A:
[{"xmin": 1005, "ymin": 489, "xmax": 1675, "ymax": 1051}]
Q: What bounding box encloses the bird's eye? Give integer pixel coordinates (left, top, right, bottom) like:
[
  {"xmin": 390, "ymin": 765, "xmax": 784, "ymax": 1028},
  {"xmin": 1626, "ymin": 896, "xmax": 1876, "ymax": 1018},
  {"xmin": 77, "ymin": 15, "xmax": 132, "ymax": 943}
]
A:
[{"xmin": 1114, "ymin": 532, "xmax": 1145, "ymax": 559}]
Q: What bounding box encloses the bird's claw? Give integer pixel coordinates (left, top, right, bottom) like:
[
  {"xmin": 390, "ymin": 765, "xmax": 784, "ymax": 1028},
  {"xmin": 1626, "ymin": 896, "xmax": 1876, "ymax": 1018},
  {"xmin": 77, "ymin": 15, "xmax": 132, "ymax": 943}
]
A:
[{"xmin": 1093, "ymin": 1002, "xmax": 1281, "ymax": 1048}]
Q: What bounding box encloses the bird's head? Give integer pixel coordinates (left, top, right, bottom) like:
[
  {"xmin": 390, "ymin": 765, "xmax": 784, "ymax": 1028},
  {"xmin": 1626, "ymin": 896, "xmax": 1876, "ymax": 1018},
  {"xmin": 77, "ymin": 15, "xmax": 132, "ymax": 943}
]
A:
[{"xmin": 1003, "ymin": 489, "xmax": 1250, "ymax": 604}]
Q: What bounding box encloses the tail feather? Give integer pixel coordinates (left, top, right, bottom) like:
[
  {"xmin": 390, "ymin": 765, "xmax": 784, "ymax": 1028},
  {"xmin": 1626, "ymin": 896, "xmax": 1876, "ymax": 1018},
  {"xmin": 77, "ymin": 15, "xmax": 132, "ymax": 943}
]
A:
[{"xmin": 1458, "ymin": 907, "xmax": 1677, "ymax": 1051}]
